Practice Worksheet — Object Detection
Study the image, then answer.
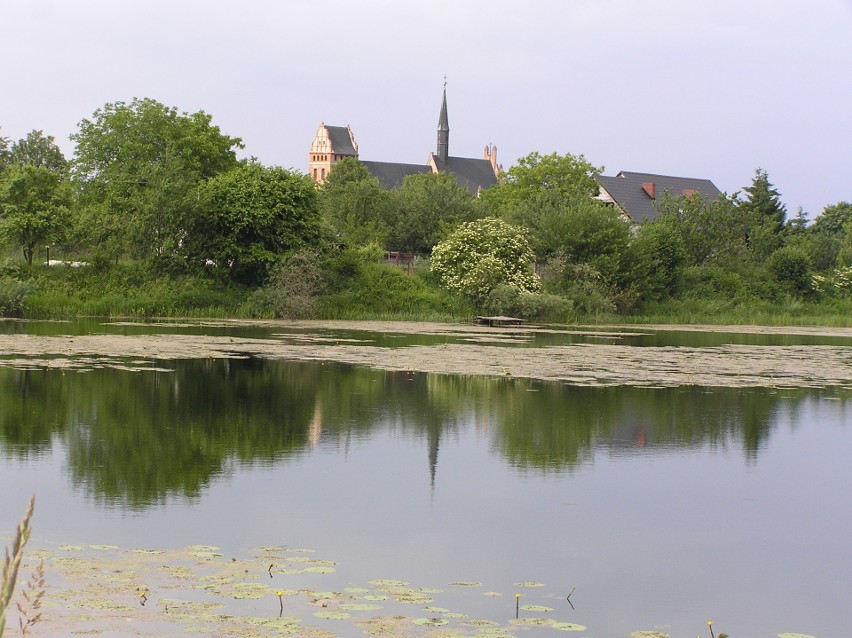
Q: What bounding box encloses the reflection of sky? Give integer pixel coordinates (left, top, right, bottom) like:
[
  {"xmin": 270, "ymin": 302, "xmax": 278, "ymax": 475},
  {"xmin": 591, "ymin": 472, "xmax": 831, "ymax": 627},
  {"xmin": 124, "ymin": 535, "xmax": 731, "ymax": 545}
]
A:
[{"xmin": 2, "ymin": 388, "xmax": 850, "ymax": 637}]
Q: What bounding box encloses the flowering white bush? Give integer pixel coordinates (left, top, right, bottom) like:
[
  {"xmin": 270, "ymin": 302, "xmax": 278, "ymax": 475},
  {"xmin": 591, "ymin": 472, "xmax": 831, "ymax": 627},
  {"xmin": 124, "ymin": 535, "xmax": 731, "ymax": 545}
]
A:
[
  {"xmin": 812, "ymin": 265, "xmax": 852, "ymax": 297},
  {"xmin": 430, "ymin": 218, "xmax": 540, "ymax": 303}
]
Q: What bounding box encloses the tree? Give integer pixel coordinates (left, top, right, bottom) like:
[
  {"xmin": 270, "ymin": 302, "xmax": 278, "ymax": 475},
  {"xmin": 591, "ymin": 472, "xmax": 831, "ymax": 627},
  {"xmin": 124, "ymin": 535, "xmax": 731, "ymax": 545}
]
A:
[
  {"xmin": 738, "ymin": 168, "xmax": 787, "ymax": 262},
  {"xmin": 430, "ymin": 217, "xmax": 539, "ymax": 304},
  {"xmin": 478, "ymin": 151, "xmax": 602, "ymax": 215},
  {"xmin": 187, "ymin": 162, "xmax": 322, "ymax": 285},
  {"xmin": 655, "ymin": 192, "xmax": 748, "ymax": 267},
  {"xmin": 9, "ymin": 130, "xmax": 68, "ymax": 172},
  {"xmin": 389, "ymin": 172, "xmax": 477, "ymax": 253},
  {"xmin": 0, "ymin": 128, "xmax": 10, "ymax": 167},
  {"xmin": 625, "ymin": 221, "xmax": 687, "ymax": 303},
  {"xmin": 0, "ymin": 164, "xmax": 71, "ymax": 265},
  {"xmin": 318, "ymin": 157, "xmax": 392, "ymax": 247},
  {"xmin": 70, "ymin": 98, "xmax": 242, "ymax": 261},
  {"xmin": 811, "ymin": 201, "xmax": 852, "ymax": 238}
]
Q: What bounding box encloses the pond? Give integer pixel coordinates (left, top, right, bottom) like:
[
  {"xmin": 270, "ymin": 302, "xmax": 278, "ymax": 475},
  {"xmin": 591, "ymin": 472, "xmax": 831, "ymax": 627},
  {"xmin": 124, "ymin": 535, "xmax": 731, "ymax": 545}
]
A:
[{"xmin": 1, "ymin": 319, "xmax": 851, "ymax": 638}]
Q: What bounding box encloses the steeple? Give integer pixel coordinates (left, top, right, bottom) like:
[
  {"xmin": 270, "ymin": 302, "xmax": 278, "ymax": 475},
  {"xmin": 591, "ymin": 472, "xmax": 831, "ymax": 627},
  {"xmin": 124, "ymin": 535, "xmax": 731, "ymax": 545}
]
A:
[{"xmin": 436, "ymin": 80, "xmax": 449, "ymax": 164}]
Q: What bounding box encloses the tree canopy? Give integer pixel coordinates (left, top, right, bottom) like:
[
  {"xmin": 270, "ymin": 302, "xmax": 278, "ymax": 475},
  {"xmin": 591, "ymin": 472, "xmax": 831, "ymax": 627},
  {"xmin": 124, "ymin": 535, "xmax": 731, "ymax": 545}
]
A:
[
  {"xmin": 479, "ymin": 151, "xmax": 602, "ymax": 215},
  {"xmin": 187, "ymin": 162, "xmax": 322, "ymax": 285},
  {"xmin": 9, "ymin": 130, "xmax": 68, "ymax": 172},
  {"xmin": 0, "ymin": 163, "xmax": 71, "ymax": 265},
  {"xmin": 70, "ymin": 98, "xmax": 243, "ymax": 261}
]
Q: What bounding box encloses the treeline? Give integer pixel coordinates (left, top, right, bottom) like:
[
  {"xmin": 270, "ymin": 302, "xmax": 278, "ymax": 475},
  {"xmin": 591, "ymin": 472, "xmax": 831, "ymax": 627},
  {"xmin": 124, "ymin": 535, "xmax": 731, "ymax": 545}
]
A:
[{"xmin": 1, "ymin": 98, "xmax": 850, "ymax": 322}]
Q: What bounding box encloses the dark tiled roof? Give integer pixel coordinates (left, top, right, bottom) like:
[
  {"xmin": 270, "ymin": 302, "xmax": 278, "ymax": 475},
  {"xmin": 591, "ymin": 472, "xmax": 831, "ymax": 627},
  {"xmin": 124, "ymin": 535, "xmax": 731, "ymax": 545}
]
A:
[
  {"xmin": 360, "ymin": 160, "xmax": 432, "ymax": 189},
  {"xmin": 595, "ymin": 171, "xmax": 722, "ymax": 223},
  {"xmin": 432, "ymin": 155, "xmax": 498, "ymax": 195},
  {"xmin": 325, "ymin": 126, "xmax": 357, "ymax": 156}
]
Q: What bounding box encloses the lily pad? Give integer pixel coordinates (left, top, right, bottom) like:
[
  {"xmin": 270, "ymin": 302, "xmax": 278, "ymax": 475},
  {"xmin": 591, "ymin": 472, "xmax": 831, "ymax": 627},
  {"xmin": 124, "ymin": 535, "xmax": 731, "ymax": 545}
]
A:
[
  {"xmin": 521, "ymin": 604, "xmax": 553, "ymax": 612},
  {"xmin": 412, "ymin": 617, "xmax": 449, "ymax": 626},
  {"xmin": 314, "ymin": 610, "xmax": 351, "ymax": 620},
  {"xmin": 514, "ymin": 581, "xmax": 545, "ymax": 588},
  {"xmin": 778, "ymin": 634, "xmax": 817, "ymax": 638}
]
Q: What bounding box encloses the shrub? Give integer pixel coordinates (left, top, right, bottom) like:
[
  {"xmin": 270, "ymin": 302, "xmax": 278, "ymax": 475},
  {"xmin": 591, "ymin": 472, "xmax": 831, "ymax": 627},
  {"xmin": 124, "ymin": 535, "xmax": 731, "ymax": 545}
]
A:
[
  {"xmin": 767, "ymin": 246, "xmax": 813, "ymax": 295},
  {"xmin": 0, "ymin": 277, "xmax": 32, "ymax": 317},
  {"xmin": 431, "ymin": 218, "xmax": 539, "ymax": 306}
]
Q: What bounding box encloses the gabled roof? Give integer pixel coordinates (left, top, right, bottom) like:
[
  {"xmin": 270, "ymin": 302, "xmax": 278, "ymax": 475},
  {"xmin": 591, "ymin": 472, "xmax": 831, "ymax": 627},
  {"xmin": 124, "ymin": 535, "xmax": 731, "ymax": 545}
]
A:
[
  {"xmin": 360, "ymin": 160, "xmax": 432, "ymax": 189},
  {"xmin": 325, "ymin": 125, "xmax": 358, "ymax": 156},
  {"xmin": 431, "ymin": 155, "xmax": 499, "ymax": 195},
  {"xmin": 595, "ymin": 171, "xmax": 722, "ymax": 223}
]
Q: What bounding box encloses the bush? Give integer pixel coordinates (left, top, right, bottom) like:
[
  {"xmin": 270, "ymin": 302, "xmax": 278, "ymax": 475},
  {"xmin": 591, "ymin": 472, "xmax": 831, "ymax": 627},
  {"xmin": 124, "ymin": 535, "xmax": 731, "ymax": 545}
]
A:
[
  {"xmin": 0, "ymin": 277, "xmax": 32, "ymax": 316},
  {"xmin": 249, "ymin": 249, "xmax": 328, "ymax": 318},
  {"xmin": 767, "ymin": 246, "xmax": 812, "ymax": 296},
  {"xmin": 482, "ymin": 284, "xmax": 573, "ymax": 320},
  {"xmin": 431, "ymin": 218, "xmax": 539, "ymax": 305}
]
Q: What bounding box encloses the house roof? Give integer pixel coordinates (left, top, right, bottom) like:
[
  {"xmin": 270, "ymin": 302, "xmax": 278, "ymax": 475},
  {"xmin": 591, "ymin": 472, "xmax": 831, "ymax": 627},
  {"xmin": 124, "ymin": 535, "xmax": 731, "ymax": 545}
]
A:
[
  {"xmin": 595, "ymin": 171, "xmax": 722, "ymax": 223},
  {"xmin": 431, "ymin": 154, "xmax": 499, "ymax": 195},
  {"xmin": 360, "ymin": 160, "xmax": 432, "ymax": 189},
  {"xmin": 325, "ymin": 125, "xmax": 358, "ymax": 156}
]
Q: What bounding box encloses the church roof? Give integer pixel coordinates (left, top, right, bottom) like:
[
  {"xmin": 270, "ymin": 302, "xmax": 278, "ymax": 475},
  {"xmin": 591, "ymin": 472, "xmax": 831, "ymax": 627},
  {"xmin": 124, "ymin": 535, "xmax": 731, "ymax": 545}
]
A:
[
  {"xmin": 595, "ymin": 171, "xmax": 722, "ymax": 223},
  {"xmin": 360, "ymin": 160, "xmax": 432, "ymax": 189},
  {"xmin": 325, "ymin": 125, "xmax": 358, "ymax": 156},
  {"xmin": 432, "ymin": 155, "xmax": 499, "ymax": 195}
]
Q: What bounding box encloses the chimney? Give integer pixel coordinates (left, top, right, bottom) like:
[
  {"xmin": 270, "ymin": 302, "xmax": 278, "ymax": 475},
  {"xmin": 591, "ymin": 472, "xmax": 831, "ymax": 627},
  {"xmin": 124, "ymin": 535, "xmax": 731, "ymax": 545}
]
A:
[
  {"xmin": 682, "ymin": 188, "xmax": 696, "ymax": 196},
  {"xmin": 642, "ymin": 182, "xmax": 656, "ymax": 199}
]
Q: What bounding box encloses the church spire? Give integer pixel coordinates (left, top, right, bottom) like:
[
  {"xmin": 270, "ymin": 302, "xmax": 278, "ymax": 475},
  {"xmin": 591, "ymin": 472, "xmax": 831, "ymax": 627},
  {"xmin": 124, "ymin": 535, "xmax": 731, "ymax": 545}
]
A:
[{"xmin": 436, "ymin": 79, "xmax": 449, "ymax": 164}]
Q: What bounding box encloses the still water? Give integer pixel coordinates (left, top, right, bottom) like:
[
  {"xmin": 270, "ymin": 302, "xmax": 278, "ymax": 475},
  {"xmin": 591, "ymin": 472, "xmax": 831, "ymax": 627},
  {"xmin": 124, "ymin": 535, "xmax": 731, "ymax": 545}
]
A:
[{"xmin": 1, "ymin": 320, "xmax": 850, "ymax": 637}]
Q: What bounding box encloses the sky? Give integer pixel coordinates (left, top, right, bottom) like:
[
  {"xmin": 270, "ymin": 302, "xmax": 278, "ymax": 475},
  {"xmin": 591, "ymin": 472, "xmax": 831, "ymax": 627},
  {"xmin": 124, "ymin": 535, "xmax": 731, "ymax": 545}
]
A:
[{"xmin": 1, "ymin": 0, "xmax": 850, "ymax": 217}]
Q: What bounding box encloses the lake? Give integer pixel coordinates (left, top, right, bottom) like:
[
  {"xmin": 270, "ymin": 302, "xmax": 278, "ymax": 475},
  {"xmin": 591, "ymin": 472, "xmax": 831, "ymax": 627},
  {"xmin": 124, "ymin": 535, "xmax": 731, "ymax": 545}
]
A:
[{"xmin": 1, "ymin": 319, "xmax": 850, "ymax": 638}]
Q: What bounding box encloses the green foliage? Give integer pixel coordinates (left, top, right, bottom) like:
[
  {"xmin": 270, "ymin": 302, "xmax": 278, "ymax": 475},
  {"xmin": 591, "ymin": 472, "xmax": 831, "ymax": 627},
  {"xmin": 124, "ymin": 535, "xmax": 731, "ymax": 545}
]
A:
[
  {"xmin": 626, "ymin": 221, "xmax": 687, "ymax": 303},
  {"xmin": 0, "ymin": 164, "xmax": 71, "ymax": 265},
  {"xmin": 388, "ymin": 172, "xmax": 478, "ymax": 253},
  {"xmin": 656, "ymin": 193, "xmax": 748, "ymax": 267},
  {"xmin": 249, "ymin": 248, "xmax": 328, "ymax": 318},
  {"xmin": 481, "ymin": 284, "xmax": 573, "ymax": 320},
  {"xmin": 767, "ymin": 245, "xmax": 813, "ymax": 295},
  {"xmin": 430, "ymin": 218, "xmax": 540, "ymax": 305},
  {"xmin": 9, "ymin": 130, "xmax": 67, "ymax": 173},
  {"xmin": 318, "ymin": 158, "xmax": 392, "ymax": 247},
  {"xmin": 811, "ymin": 201, "xmax": 852, "ymax": 237},
  {"xmin": 479, "ymin": 151, "xmax": 602, "ymax": 215},
  {"xmin": 319, "ymin": 262, "xmax": 471, "ymax": 319},
  {"xmin": 739, "ymin": 167, "xmax": 787, "ymax": 235},
  {"xmin": 188, "ymin": 162, "xmax": 322, "ymax": 285},
  {"xmin": 70, "ymin": 98, "xmax": 242, "ymax": 261},
  {"xmin": 0, "ymin": 277, "xmax": 32, "ymax": 316}
]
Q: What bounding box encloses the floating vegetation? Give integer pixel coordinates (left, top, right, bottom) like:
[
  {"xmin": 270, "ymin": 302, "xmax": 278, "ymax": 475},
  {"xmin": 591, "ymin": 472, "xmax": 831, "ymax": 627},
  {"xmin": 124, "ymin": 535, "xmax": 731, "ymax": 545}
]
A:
[
  {"xmin": 449, "ymin": 581, "xmax": 482, "ymax": 587},
  {"xmin": 412, "ymin": 617, "xmax": 449, "ymax": 626},
  {"xmin": 520, "ymin": 604, "xmax": 553, "ymax": 612},
  {"xmin": 777, "ymin": 634, "xmax": 817, "ymax": 638},
  {"xmin": 630, "ymin": 632, "xmax": 670, "ymax": 638},
  {"xmin": 514, "ymin": 581, "xmax": 545, "ymax": 588}
]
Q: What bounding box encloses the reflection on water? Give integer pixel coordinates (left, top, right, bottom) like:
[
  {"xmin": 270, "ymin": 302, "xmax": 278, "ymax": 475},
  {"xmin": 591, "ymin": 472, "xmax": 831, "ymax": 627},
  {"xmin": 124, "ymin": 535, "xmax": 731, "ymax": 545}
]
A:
[
  {"xmin": 2, "ymin": 360, "xmax": 838, "ymax": 508},
  {"xmin": 1, "ymin": 323, "xmax": 850, "ymax": 638}
]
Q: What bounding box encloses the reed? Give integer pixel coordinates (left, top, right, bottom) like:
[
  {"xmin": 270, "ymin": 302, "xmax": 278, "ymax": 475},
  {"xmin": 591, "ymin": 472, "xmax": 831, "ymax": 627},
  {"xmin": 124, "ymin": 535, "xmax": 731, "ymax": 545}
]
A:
[{"xmin": 0, "ymin": 495, "xmax": 36, "ymax": 638}]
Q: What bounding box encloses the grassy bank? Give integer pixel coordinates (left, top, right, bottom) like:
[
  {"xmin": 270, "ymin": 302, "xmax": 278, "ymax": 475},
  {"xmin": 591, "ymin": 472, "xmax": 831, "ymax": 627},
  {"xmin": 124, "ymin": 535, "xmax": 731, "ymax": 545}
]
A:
[{"xmin": 3, "ymin": 260, "xmax": 851, "ymax": 327}]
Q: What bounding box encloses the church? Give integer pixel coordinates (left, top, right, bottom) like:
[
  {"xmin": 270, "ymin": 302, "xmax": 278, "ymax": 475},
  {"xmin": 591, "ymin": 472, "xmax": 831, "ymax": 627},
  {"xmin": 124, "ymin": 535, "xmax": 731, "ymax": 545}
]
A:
[{"xmin": 308, "ymin": 85, "xmax": 501, "ymax": 195}]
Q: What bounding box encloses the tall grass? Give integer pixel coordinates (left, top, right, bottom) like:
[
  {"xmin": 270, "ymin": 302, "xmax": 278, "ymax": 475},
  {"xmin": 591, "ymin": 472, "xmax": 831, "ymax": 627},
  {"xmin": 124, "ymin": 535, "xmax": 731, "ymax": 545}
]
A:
[{"xmin": 1, "ymin": 495, "xmax": 37, "ymax": 638}]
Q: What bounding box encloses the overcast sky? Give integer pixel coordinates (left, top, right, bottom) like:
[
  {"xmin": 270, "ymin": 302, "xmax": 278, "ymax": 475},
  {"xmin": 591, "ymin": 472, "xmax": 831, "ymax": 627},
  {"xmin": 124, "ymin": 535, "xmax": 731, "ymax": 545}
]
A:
[{"xmin": 2, "ymin": 0, "xmax": 850, "ymax": 217}]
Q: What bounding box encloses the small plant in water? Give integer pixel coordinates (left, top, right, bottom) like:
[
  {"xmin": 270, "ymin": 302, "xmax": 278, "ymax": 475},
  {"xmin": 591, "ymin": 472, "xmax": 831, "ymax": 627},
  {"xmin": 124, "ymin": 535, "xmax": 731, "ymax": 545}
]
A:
[{"xmin": 0, "ymin": 495, "xmax": 37, "ymax": 638}]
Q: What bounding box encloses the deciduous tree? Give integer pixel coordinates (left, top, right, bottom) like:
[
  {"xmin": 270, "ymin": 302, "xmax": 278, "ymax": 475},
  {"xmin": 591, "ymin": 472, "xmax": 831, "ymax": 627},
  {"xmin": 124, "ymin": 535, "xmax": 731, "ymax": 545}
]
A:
[
  {"xmin": 389, "ymin": 172, "xmax": 477, "ymax": 254},
  {"xmin": 9, "ymin": 130, "xmax": 68, "ymax": 172},
  {"xmin": 70, "ymin": 98, "xmax": 242, "ymax": 261},
  {"xmin": 187, "ymin": 162, "xmax": 322, "ymax": 285},
  {"xmin": 0, "ymin": 164, "xmax": 71, "ymax": 265}
]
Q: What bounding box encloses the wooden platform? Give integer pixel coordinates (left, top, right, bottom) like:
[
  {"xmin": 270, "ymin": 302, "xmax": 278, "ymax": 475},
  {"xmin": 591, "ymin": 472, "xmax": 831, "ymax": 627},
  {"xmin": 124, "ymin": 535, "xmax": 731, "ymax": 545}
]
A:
[{"xmin": 474, "ymin": 315, "xmax": 525, "ymax": 327}]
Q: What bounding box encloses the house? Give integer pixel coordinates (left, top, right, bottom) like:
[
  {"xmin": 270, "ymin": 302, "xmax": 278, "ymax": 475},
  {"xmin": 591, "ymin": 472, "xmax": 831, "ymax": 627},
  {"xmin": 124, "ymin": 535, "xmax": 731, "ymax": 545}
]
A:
[
  {"xmin": 595, "ymin": 171, "xmax": 722, "ymax": 223},
  {"xmin": 308, "ymin": 85, "xmax": 500, "ymax": 195}
]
